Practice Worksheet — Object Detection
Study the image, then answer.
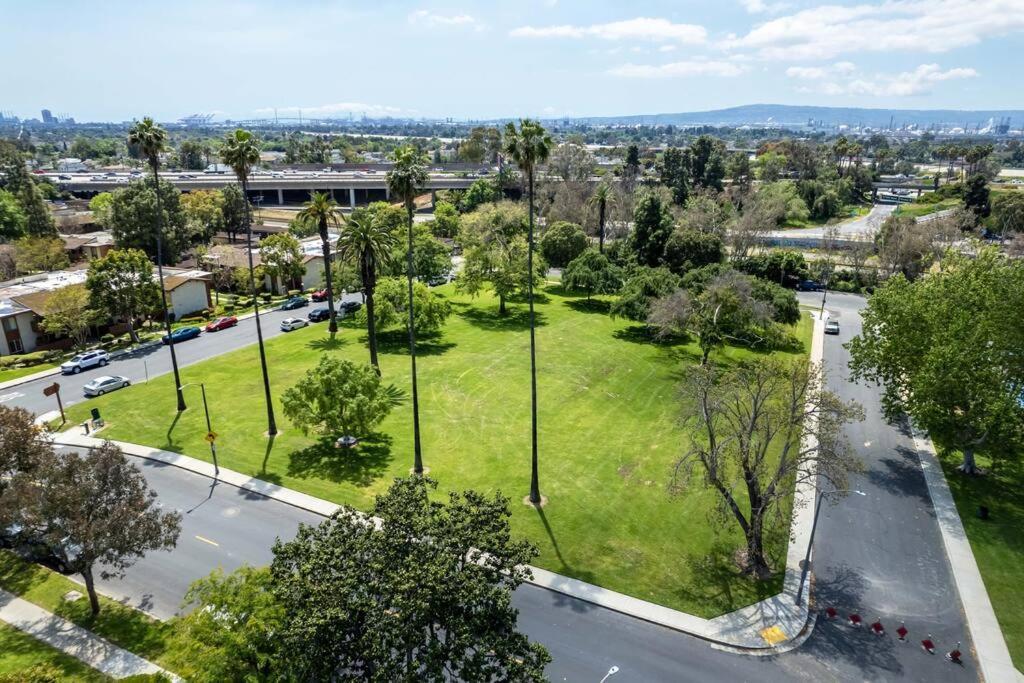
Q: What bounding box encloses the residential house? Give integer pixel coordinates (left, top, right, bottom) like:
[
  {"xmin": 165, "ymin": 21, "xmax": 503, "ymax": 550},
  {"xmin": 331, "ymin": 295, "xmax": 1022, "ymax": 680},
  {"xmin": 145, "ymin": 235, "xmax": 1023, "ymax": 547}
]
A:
[{"xmin": 59, "ymin": 231, "xmax": 115, "ymax": 263}]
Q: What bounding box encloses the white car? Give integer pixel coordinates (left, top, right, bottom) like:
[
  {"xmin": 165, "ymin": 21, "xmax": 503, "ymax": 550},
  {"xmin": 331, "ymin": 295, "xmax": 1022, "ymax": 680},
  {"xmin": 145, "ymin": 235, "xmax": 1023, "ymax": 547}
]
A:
[
  {"xmin": 83, "ymin": 375, "xmax": 130, "ymax": 397},
  {"xmin": 61, "ymin": 349, "xmax": 110, "ymax": 374},
  {"xmin": 280, "ymin": 317, "xmax": 308, "ymax": 332}
]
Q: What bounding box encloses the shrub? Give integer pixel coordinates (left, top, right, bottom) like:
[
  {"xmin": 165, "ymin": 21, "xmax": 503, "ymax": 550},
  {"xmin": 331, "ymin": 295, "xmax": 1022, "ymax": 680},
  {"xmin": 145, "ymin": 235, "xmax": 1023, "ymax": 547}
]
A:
[
  {"xmin": 223, "ymin": 304, "xmax": 235, "ymax": 312},
  {"xmin": 261, "ymin": 293, "xmax": 272, "ymax": 303},
  {"xmin": 287, "ymin": 289, "xmax": 301, "ymax": 298},
  {"xmin": 100, "ymin": 333, "xmax": 115, "ymax": 344}
]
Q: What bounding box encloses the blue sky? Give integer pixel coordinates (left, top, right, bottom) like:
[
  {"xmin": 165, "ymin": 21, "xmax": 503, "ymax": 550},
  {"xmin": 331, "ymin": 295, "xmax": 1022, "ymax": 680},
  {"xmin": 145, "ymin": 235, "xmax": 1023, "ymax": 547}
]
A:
[{"xmin": 4, "ymin": 0, "xmax": 1024, "ymax": 121}]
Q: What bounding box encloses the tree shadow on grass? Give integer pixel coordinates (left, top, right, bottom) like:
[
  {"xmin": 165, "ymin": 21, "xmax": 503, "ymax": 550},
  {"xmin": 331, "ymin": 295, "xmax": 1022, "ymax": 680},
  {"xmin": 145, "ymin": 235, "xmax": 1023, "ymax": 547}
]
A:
[
  {"xmin": 375, "ymin": 330, "xmax": 456, "ymax": 357},
  {"xmin": 533, "ymin": 508, "xmax": 598, "ymax": 614},
  {"xmin": 670, "ymin": 537, "xmax": 776, "ymax": 615},
  {"xmin": 54, "ymin": 596, "xmax": 172, "ymax": 662},
  {"xmin": 160, "ymin": 411, "xmax": 184, "ymax": 453},
  {"xmin": 564, "ymin": 298, "xmax": 612, "ymax": 315},
  {"xmin": 611, "ymin": 324, "xmax": 658, "ymax": 345},
  {"xmin": 306, "ymin": 336, "xmax": 348, "ymax": 352},
  {"xmin": 0, "ymin": 550, "xmax": 50, "ymax": 596},
  {"xmin": 459, "ymin": 306, "xmax": 548, "ymax": 332},
  {"xmin": 286, "ymin": 433, "xmax": 393, "ymax": 487}
]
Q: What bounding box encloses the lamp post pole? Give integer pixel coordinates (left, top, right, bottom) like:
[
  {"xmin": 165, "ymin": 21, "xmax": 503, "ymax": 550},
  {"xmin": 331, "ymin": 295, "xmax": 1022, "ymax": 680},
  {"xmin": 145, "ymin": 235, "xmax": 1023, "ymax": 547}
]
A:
[{"xmin": 180, "ymin": 382, "xmax": 219, "ymax": 477}]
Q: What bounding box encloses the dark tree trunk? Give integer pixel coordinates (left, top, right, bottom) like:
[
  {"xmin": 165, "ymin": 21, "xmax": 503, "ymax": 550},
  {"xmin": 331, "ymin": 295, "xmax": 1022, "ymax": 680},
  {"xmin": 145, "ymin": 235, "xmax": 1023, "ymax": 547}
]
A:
[
  {"xmin": 745, "ymin": 518, "xmax": 771, "ymax": 578},
  {"xmin": 151, "ymin": 163, "xmax": 186, "ymax": 412},
  {"xmin": 364, "ymin": 257, "xmax": 380, "ymax": 372},
  {"xmin": 81, "ymin": 566, "xmax": 101, "ymax": 616},
  {"xmin": 958, "ymin": 447, "xmax": 979, "ymax": 474},
  {"xmin": 242, "ymin": 175, "xmax": 277, "ymax": 435},
  {"xmin": 405, "ymin": 201, "xmax": 423, "ymax": 474},
  {"xmin": 320, "ymin": 218, "xmax": 337, "ymax": 338},
  {"xmin": 527, "ymin": 169, "xmax": 541, "ymax": 505},
  {"xmin": 498, "ymin": 294, "xmax": 507, "ymax": 316}
]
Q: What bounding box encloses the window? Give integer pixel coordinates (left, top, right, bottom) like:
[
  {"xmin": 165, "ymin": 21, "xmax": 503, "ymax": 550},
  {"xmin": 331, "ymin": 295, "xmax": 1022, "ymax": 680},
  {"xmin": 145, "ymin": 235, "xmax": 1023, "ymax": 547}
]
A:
[{"xmin": 2, "ymin": 317, "xmax": 17, "ymax": 333}]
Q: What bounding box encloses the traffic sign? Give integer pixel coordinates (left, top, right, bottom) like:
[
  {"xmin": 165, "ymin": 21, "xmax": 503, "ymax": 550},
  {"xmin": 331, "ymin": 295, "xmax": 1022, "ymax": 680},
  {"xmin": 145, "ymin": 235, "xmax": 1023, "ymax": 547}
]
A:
[
  {"xmin": 43, "ymin": 382, "xmax": 60, "ymax": 397},
  {"xmin": 205, "ymin": 431, "xmax": 218, "ymax": 443}
]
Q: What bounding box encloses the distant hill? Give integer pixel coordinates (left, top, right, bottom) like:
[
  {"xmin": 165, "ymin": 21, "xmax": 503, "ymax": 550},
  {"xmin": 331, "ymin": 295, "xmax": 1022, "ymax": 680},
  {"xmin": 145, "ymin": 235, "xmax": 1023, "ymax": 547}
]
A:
[{"xmin": 566, "ymin": 104, "xmax": 1024, "ymax": 129}]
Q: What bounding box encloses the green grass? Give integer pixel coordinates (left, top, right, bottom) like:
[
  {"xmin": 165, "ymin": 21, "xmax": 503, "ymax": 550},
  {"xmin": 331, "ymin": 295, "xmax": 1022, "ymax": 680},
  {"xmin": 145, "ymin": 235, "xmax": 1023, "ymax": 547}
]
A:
[
  {"xmin": 895, "ymin": 197, "xmax": 960, "ymax": 219},
  {"xmin": 65, "ymin": 284, "xmax": 811, "ymax": 617},
  {"xmin": 0, "ymin": 363, "xmax": 58, "ymax": 384},
  {"xmin": 782, "ymin": 203, "xmax": 870, "ymax": 229},
  {"xmin": 0, "ymin": 622, "xmax": 108, "ymax": 681},
  {"xmin": 939, "ymin": 451, "xmax": 1024, "ymax": 668}
]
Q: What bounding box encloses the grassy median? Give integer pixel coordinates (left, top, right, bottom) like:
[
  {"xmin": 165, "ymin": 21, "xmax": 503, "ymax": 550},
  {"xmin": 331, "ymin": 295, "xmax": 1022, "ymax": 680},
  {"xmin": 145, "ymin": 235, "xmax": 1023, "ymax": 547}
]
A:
[{"xmin": 64, "ymin": 283, "xmax": 811, "ymax": 617}]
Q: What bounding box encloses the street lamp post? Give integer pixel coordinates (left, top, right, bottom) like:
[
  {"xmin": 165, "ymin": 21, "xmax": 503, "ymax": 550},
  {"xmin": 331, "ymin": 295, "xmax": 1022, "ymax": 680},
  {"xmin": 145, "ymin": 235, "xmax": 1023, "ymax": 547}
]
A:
[
  {"xmin": 179, "ymin": 382, "xmax": 219, "ymax": 477},
  {"xmin": 795, "ymin": 487, "xmax": 865, "ymax": 606}
]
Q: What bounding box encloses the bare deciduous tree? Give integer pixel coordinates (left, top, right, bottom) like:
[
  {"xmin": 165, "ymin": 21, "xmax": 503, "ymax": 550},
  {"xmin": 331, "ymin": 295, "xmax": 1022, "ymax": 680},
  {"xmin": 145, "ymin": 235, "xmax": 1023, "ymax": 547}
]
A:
[{"xmin": 673, "ymin": 360, "xmax": 863, "ymax": 576}]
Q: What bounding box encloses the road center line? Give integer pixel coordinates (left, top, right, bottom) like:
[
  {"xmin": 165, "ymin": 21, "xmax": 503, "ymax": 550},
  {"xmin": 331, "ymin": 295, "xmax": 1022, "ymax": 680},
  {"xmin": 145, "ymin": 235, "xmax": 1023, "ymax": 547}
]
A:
[{"xmin": 194, "ymin": 535, "xmax": 220, "ymax": 547}]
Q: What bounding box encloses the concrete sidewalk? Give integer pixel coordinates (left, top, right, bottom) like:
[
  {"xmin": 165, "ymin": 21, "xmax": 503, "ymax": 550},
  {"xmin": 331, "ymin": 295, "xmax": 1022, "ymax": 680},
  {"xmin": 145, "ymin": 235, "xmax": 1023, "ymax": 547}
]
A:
[
  {"xmin": 54, "ymin": 314, "xmax": 827, "ymax": 653},
  {"xmin": 911, "ymin": 432, "xmax": 1020, "ymax": 683},
  {"xmin": 0, "ymin": 589, "xmax": 177, "ymax": 680}
]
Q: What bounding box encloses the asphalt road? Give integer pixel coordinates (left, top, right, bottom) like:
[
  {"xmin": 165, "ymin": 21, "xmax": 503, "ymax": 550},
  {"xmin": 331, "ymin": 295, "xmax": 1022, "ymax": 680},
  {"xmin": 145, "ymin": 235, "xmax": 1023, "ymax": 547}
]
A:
[
  {"xmin": 45, "ymin": 291, "xmax": 981, "ymax": 681},
  {"xmin": 0, "ymin": 294, "xmax": 363, "ymax": 417},
  {"xmin": 771, "ymin": 204, "xmax": 895, "ymax": 241}
]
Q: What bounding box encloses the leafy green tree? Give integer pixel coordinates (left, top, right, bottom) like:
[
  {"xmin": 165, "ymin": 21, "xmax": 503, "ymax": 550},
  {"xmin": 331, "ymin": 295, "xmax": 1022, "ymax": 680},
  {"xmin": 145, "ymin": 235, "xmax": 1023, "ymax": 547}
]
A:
[
  {"xmin": 688, "ymin": 135, "xmax": 726, "ymax": 191},
  {"xmin": 562, "ymin": 249, "xmax": 622, "ymax": 300},
  {"xmin": 540, "ymin": 220, "xmax": 588, "ymax": 268},
  {"xmin": 338, "ymin": 210, "xmax": 398, "ymax": 370},
  {"xmin": 457, "ymin": 202, "xmax": 543, "ymax": 316},
  {"xmin": 219, "ymin": 184, "xmax": 248, "ymax": 242},
  {"xmin": 41, "ymin": 285, "xmax": 95, "ymax": 349},
  {"xmin": 108, "ymin": 179, "xmax": 189, "ymax": 264},
  {"xmin": 12, "ymin": 441, "xmax": 181, "ymax": 615},
  {"xmin": 179, "ymin": 189, "xmax": 224, "ymax": 245},
  {"xmin": 0, "ymin": 406, "xmax": 52, "ymax": 524},
  {"xmin": 86, "ymin": 248, "xmax": 160, "ymax": 343},
  {"xmin": 15, "ymin": 236, "xmax": 68, "ymax": 273},
  {"xmin": 756, "ymin": 151, "xmax": 786, "ymax": 182},
  {"xmin": 630, "ymin": 191, "xmax": 675, "ymax": 267},
  {"xmin": 660, "ymin": 147, "xmax": 689, "ymax": 205},
  {"xmin": 727, "ymin": 152, "xmax": 753, "ymax": 193},
  {"xmin": 259, "ymin": 232, "xmax": 305, "ymax": 293},
  {"xmin": 737, "ymin": 250, "xmax": 809, "ymax": 286},
  {"xmin": 430, "ymin": 200, "xmax": 460, "ymax": 239},
  {"xmin": 661, "ymin": 229, "xmax": 724, "ymax": 276},
  {"xmin": 610, "ymin": 266, "xmax": 680, "ymax": 321},
  {"xmin": 270, "ymin": 477, "xmax": 550, "ymax": 681},
  {"xmin": 756, "ymin": 181, "xmax": 809, "ymax": 224},
  {"xmin": 458, "ymin": 127, "xmax": 501, "ymax": 163},
  {"xmin": 0, "ymin": 141, "xmax": 56, "ymax": 237},
  {"xmin": 176, "ymin": 139, "xmax": 206, "ymax": 170},
  {"xmin": 586, "ymin": 181, "xmax": 615, "ymax": 253},
  {"xmin": 297, "ymin": 191, "xmax": 342, "ymax": 336},
  {"xmin": 504, "ymin": 119, "xmax": 552, "ymax": 506},
  {"xmin": 282, "ymin": 357, "xmax": 404, "ymax": 438},
  {"xmin": 992, "ymin": 191, "xmax": 1024, "ymax": 235},
  {"xmin": 0, "ymin": 189, "xmax": 27, "ymax": 240},
  {"xmin": 382, "ymin": 223, "xmax": 451, "ymax": 283},
  {"xmin": 222, "ymin": 128, "xmax": 276, "ymax": 434},
  {"xmin": 624, "ymin": 144, "xmax": 641, "ymax": 178},
  {"xmin": 365, "ymin": 277, "xmax": 452, "ymax": 335},
  {"xmin": 848, "ymin": 249, "xmax": 1024, "ymax": 473},
  {"xmin": 88, "ymin": 192, "xmax": 114, "ymax": 228},
  {"xmin": 459, "ymin": 178, "xmax": 501, "ymax": 213},
  {"xmin": 963, "ymin": 173, "xmax": 991, "ymax": 220}
]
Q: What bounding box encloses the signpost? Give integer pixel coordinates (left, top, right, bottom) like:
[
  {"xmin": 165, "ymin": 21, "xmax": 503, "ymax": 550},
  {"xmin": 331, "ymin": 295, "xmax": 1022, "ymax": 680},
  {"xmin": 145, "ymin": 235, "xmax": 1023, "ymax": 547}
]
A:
[{"xmin": 42, "ymin": 382, "xmax": 64, "ymax": 425}]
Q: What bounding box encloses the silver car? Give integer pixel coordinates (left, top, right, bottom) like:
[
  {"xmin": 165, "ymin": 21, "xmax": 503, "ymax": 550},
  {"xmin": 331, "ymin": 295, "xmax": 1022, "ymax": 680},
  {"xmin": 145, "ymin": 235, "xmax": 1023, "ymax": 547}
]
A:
[
  {"xmin": 83, "ymin": 375, "xmax": 130, "ymax": 397},
  {"xmin": 61, "ymin": 349, "xmax": 109, "ymax": 374},
  {"xmin": 280, "ymin": 317, "xmax": 308, "ymax": 332}
]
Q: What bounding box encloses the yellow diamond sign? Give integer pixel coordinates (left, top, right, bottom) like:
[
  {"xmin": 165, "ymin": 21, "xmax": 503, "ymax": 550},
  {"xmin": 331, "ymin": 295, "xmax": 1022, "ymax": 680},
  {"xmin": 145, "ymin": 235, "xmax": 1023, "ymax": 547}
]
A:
[{"xmin": 760, "ymin": 625, "xmax": 787, "ymax": 646}]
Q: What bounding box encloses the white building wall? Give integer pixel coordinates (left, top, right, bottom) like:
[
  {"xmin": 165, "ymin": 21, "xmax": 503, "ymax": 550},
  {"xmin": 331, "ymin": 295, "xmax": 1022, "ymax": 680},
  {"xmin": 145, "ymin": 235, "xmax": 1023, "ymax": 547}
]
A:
[
  {"xmin": 302, "ymin": 257, "xmax": 325, "ymax": 291},
  {"xmin": 168, "ymin": 280, "xmax": 210, "ymax": 320},
  {"xmin": 0, "ymin": 311, "xmax": 40, "ymax": 355}
]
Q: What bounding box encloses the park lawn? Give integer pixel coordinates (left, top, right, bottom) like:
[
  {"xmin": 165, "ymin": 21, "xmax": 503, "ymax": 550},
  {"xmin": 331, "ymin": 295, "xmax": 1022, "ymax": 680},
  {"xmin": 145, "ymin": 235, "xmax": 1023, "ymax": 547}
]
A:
[
  {"xmin": 939, "ymin": 451, "xmax": 1024, "ymax": 668},
  {"xmin": 64, "ymin": 284, "xmax": 811, "ymax": 617},
  {"xmin": 0, "ymin": 622, "xmax": 108, "ymax": 681},
  {"xmin": 0, "ymin": 363, "xmax": 58, "ymax": 384}
]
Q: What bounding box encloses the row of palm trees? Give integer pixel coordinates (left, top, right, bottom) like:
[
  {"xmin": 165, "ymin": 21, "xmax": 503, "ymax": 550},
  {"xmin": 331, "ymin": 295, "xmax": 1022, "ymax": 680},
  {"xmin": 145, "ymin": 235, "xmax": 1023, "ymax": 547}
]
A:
[{"xmin": 128, "ymin": 117, "xmax": 552, "ymax": 503}]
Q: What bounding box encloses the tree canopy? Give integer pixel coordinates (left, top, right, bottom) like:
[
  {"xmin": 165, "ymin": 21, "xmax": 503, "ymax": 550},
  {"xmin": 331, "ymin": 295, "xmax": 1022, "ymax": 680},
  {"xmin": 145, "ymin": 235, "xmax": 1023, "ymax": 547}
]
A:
[
  {"xmin": 539, "ymin": 220, "xmax": 588, "ymax": 268},
  {"xmin": 562, "ymin": 249, "xmax": 622, "ymax": 300},
  {"xmin": 364, "ymin": 276, "xmax": 452, "ymax": 335},
  {"xmin": 86, "ymin": 248, "xmax": 160, "ymax": 342},
  {"xmin": 108, "ymin": 178, "xmax": 190, "ymax": 264}
]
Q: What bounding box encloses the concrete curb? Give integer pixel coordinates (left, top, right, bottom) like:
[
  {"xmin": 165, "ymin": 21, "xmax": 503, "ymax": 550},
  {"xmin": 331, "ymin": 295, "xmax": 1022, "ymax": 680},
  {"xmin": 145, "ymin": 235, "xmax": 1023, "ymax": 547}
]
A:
[
  {"xmin": 911, "ymin": 432, "xmax": 1018, "ymax": 683},
  {"xmin": 51, "ymin": 313, "xmax": 827, "ymax": 653},
  {"xmin": 0, "ymin": 589, "xmax": 179, "ymax": 681}
]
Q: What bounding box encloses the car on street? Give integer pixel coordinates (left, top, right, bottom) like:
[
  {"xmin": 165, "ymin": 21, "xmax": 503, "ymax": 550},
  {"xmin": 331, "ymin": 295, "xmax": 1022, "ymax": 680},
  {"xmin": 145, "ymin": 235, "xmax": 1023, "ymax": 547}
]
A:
[
  {"xmin": 280, "ymin": 317, "xmax": 308, "ymax": 331},
  {"xmin": 60, "ymin": 349, "xmax": 109, "ymax": 374},
  {"xmin": 311, "ymin": 288, "xmax": 329, "ymax": 302},
  {"xmin": 280, "ymin": 296, "xmax": 308, "ymax": 311},
  {"xmin": 338, "ymin": 300, "xmax": 362, "ymax": 317},
  {"xmin": 83, "ymin": 375, "xmax": 131, "ymax": 397},
  {"xmin": 308, "ymin": 307, "xmax": 332, "ymax": 322},
  {"xmin": 57, "ymin": 174, "xmax": 72, "ymax": 180},
  {"xmin": 825, "ymin": 320, "xmax": 841, "ymax": 335},
  {"xmin": 1, "ymin": 522, "xmax": 76, "ymax": 575},
  {"xmin": 796, "ymin": 280, "xmax": 825, "ymax": 292},
  {"xmin": 162, "ymin": 326, "xmax": 202, "ymax": 344},
  {"xmin": 205, "ymin": 316, "xmax": 238, "ymax": 332}
]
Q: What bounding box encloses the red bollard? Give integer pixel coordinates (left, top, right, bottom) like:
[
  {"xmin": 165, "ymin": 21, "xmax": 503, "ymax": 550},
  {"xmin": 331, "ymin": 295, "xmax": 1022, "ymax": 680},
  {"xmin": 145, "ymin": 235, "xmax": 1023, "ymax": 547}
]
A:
[
  {"xmin": 825, "ymin": 607, "xmax": 838, "ymax": 620},
  {"xmin": 922, "ymin": 635, "xmax": 936, "ymax": 654},
  {"xmin": 896, "ymin": 622, "xmax": 908, "ymax": 642},
  {"xmin": 870, "ymin": 619, "xmax": 885, "ymax": 636},
  {"xmin": 946, "ymin": 642, "xmax": 962, "ymax": 664},
  {"xmin": 848, "ymin": 613, "xmax": 863, "ymax": 628}
]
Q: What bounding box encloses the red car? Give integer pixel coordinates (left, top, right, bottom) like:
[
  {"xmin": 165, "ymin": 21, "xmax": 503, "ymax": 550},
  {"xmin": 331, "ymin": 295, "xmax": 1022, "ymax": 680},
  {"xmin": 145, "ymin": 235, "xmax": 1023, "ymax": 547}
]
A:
[
  {"xmin": 311, "ymin": 289, "xmax": 329, "ymax": 302},
  {"xmin": 205, "ymin": 316, "xmax": 238, "ymax": 332}
]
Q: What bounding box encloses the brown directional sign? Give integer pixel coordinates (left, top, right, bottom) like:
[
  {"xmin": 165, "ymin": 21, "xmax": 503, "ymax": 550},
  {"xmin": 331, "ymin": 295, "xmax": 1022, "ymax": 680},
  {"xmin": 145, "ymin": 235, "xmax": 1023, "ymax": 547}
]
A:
[{"xmin": 43, "ymin": 382, "xmax": 60, "ymax": 397}]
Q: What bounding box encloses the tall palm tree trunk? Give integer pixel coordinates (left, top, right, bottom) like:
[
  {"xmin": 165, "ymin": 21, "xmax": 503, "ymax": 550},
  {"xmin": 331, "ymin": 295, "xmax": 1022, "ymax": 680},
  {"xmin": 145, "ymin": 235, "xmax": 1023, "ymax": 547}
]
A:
[
  {"xmin": 405, "ymin": 201, "xmax": 423, "ymax": 474},
  {"xmin": 151, "ymin": 164, "xmax": 186, "ymax": 412},
  {"xmin": 527, "ymin": 169, "xmax": 541, "ymax": 504},
  {"xmin": 242, "ymin": 176, "xmax": 277, "ymax": 435},
  {"xmin": 363, "ymin": 258, "xmax": 380, "ymax": 371},
  {"xmin": 598, "ymin": 200, "xmax": 606, "ymax": 254},
  {"xmin": 319, "ymin": 218, "xmax": 337, "ymax": 338}
]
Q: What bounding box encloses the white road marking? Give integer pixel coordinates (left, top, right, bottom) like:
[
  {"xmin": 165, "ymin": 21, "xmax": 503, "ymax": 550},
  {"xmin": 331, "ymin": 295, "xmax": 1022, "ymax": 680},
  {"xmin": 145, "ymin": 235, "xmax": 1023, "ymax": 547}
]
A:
[
  {"xmin": 0, "ymin": 392, "xmax": 23, "ymax": 403},
  {"xmin": 864, "ymin": 441, "xmax": 872, "ymax": 447},
  {"xmin": 194, "ymin": 535, "xmax": 220, "ymax": 547}
]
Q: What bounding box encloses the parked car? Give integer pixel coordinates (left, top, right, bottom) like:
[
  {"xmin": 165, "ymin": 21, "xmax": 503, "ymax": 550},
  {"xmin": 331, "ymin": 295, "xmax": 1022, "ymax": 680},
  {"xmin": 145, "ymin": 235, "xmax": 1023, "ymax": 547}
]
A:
[
  {"xmin": 83, "ymin": 375, "xmax": 131, "ymax": 397},
  {"xmin": 308, "ymin": 307, "xmax": 332, "ymax": 322},
  {"xmin": 825, "ymin": 320, "xmax": 841, "ymax": 335},
  {"xmin": 60, "ymin": 349, "xmax": 109, "ymax": 374},
  {"xmin": 280, "ymin": 317, "xmax": 308, "ymax": 332},
  {"xmin": 57, "ymin": 174, "xmax": 72, "ymax": 180},
  {"xmin": 280, "ymin": 296, "xmax": 308, "ymax": 311},
  {"xmin": 1, "ymin": 523, "xmax": 75, "ymax": 575},
  {"xmin": 425, "ymin": 275, "xmax": 449, "ymax": 287},
  {"xmin": 311, "ymin": 288, "xmax": 329, "ymax": 302},
  {"xmin": 162, "ymin": 326, "xmax": 201, "ymax": 344},
  {"xmin": 205, "ymin": 316, "xmax": 238, "ymax": 332},
  {"xmin": 796, "ymin": 280, "xmax": 825, "ymax": 292},
  {"xmin": 338, "ymin": 301, "xmax": 362, "ymax": 317}
]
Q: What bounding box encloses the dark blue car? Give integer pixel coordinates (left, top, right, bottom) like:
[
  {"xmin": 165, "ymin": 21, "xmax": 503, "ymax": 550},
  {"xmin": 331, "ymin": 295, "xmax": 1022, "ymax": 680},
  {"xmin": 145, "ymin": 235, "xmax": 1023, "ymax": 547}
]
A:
[
  {"xmin": 162, "ymin": 326, "xmax": 201, "ymax": 344},
  {"xmin": 280, "ymin": 296, "xmax": 308, "ymax": 311}
]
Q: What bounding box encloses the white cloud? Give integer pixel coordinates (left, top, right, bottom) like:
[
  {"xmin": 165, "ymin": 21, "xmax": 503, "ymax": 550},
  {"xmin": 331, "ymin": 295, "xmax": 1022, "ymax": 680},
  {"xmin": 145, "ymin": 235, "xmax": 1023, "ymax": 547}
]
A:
[
  {"xmin": 609, "ymin": 60, "xmax": 746, "ymax": 78},
  {"xmin": 721, "ymin": 0, "xmax": 1024, "ymax": 61},
  {"xmin": 408, "ymin": 10, "xmax": 480, "ymax": 30},
  {"xmin": 510, "ymin": 17, "xmax": 707, "ymax": 43},
  {"xmin": 254, "ymin": 102, "xmax": 410, "ymax": 118},
  {"xmin": 739, "ymin": 0, "xmax": 791, "ymax": 13},
  {"xmin": 785, "ymin": 66, "xmax": 827, "ymax": 79},
  {"xmin": 658, "ymin": 44, "xmax": 677, "ymax": 52},
  {"xmin": 791, "ymin": 63, "xmax": 978, "ymax": 96}
]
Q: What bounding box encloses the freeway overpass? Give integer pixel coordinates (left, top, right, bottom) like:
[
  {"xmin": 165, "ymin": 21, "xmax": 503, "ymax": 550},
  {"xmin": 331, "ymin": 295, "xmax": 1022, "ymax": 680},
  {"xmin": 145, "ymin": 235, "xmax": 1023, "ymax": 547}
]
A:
[{"xmin": 49, "ymin": 171, "xmax": 479, "ymax": 207}]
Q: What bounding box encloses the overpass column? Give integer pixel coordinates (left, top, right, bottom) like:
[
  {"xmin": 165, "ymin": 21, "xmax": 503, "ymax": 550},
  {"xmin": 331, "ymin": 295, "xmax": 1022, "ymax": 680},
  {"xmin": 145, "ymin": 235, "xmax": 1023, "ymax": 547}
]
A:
[
  {"xmin": 431, "ymin": 190, "xmax": 437, "ymax": 206},
  {"xmin": 277, "ymin": 189, "xmax": 284, "ymax": 205},
  {"xmin": 385, "ymin": 187, "xmax": 390, "ymax": 201},
  {"xmin": 349, "ymin": 188, "xmax": 356, "ymax": 209}
]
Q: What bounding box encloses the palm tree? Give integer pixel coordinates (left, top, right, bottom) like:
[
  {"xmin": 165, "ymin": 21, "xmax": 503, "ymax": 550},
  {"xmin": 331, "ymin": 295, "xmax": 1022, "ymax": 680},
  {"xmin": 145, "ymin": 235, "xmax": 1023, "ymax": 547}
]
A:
[
  {"xmin": 386, "ymin": 147, "xmax": 430, "ymax": 475},
  {"xmin": 127, "ymin": 117, "xmax": 186, "ymax": 412},
  {"xmin": 337, "ymin": 211, "xmax": 396, "ymax": 372},
  {"xmin": 220, "ymin": 128, "xmax": 277, "ymax": 436},
  {"xmin": 297, "ymin": 192, "xmax": 342, "ymax": 339},
  {"xmin": 587, "ymin": 181, "xmax": 616, "ymax": 254},
  {"xmin": 503, "ymin": 119, "xmax": 552, "ymax": 506}
]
